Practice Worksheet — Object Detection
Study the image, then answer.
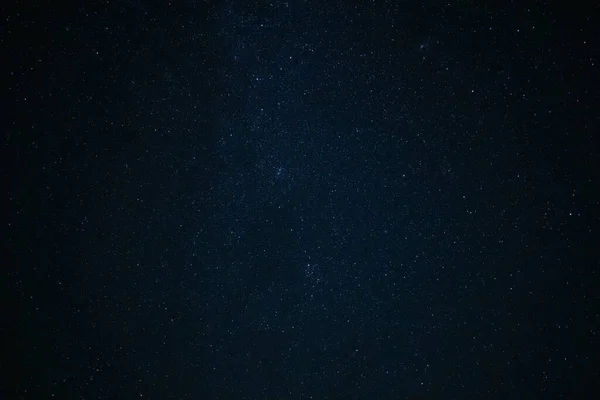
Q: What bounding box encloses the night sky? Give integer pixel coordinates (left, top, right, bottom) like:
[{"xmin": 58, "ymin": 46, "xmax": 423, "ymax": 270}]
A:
[{"xmin": 5, "ymin": 1, "xmax": 600, "ymax": 399}]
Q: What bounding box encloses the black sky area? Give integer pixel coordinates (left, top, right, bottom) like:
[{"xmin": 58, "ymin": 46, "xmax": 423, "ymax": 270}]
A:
[{"xmin": 4, "ymin": 1, "xmax": 600, "ymax": 399}]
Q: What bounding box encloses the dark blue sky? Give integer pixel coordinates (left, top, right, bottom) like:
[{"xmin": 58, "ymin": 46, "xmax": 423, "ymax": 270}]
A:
[{"xmin": 5, "ymin": 1, "xmax": 600, "ymax": 398}]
